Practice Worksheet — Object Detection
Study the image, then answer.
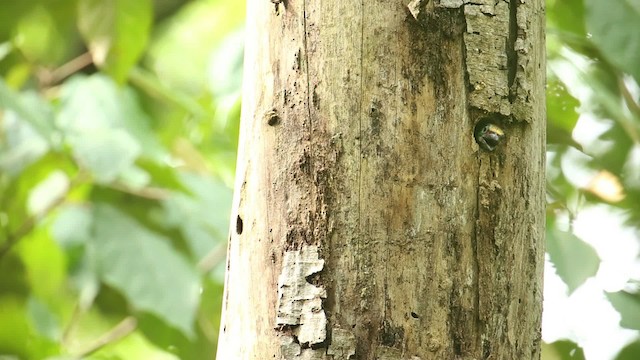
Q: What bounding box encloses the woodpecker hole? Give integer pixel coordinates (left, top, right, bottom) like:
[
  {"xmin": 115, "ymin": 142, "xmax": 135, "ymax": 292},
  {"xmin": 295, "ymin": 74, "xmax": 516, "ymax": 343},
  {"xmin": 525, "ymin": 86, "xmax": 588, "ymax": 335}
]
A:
[
  {"xmin": 265, "ymin": 110, "xmax": 280, "ymax": 126},
  {"xmin": 473, "ymin": 117, "xmax": 493, "ymax": 143}
]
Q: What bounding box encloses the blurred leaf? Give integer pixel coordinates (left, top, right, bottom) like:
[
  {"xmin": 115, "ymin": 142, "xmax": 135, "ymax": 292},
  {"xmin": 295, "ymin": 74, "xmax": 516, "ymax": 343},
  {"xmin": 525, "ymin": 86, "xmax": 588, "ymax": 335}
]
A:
[
  {"xmin": 136, "ymin": 158, "xmax": 188, "ymax": 193},
  {"xmin": 0, "ymin": 153, "xmax": 74, "ymax": 235},
  {"xmin": 0, "ymin": 254, "xmax": 28, "ymax": 297},
  {"xmin": 74, "ymin": 128, "xmax": 141, "ymax": 183},
  {"xmin": 27, "ymin": 296, "xmax": 60, "ymax": 342},
  {"xmin": 0, "ymin": 79, "xmax": 58, "ymax": 146},
  {"xmin": 137, "ymin": 313, "xmax": 211, "ymax": 360},
  {"xmin": 146, "ymin": 0, "xmax": 245, "ymax": 94},
  {"xmin": 77, "ymin": 0, "xmax": 152, "ymax": 83},
  {"xmin": 543, "ymin": 339, "xmax": 586, "ymax": 360},
  {"xmin": 57, "ymin": 74, "xmax": 166, "ymax": 162},
  {"xmin": 208, "ymin": 30, "xmax": 244, "ymax": 97},
  {"xmin": 547, "ymin": 77, "xmax": 582, "ymax": 150},
  {"xmin": 51, "ymin": 204, "xmax": 92, "ymax": 248},
  {"xmin": 546, "ymin": 221, "xmax": 600, "ymax": 294},
  {"xmin": 91, "ymin": 205, "xmax": 200, "ymax": 337},
  {"xmin": 0, "ymin": 297, "xmax": 59, "ymax": 358},
  {"xmin": 13, "ymin": 6, "xmax": 66, "ymax": 65},
  {"xmin": 0, "ymin": 110, "xmax": 49, "ymax": 176},
  {"xmin": 548, "ymin": 0, "xmax": 586, "ymax": 37},
  {"xmin": 585, "ymin": 0, "xmax": 640, "ymax": 83},
  {"xmin": 159, "ymin": 173, "xmax": 231, "ymax": 260},
  {"xmin": 606, "ymin": 290, "xmax": 640, "ymax": 330},
  {"xmin": 616, "ymin": 339, "xmax": 640, "ymax": 360},
  {"xmin": 27, "ymin": 170, "xmax": 69, "ymax": 216},
  {"xmin": 129, "ymin": 66, "xmax": 207, "ymax": 119},
  {"xmin": 623, "ymin": 143, "xmax": 640, "ymax": 190},
  {"xmin": 19, "ymin": 228, "xmax": 68, "ymax": 303}
]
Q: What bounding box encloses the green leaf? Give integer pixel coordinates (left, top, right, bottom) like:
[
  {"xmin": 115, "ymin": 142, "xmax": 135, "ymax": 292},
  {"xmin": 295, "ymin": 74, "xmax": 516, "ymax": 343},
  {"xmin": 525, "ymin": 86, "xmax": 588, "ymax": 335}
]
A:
[
  {"xmin": 615, "ymin": 339, "xmax": 640, "ymax": 360},
  {"xmin": 543, "ymin": 339, "xmax": 586, "ymax": 360},
  {"xmin": 0, "ymin": 79, "xmax": 57, "ymax": 145},
  {"xmin": 606, "ymin": 290, "xmax": 640, "ymax": 330},
  {"xmin": 547, "ymin": 77, "xmax": 582, "ymax": 150},
  {"xmin": 160, "ymin": 173, "xmax": 232, "ymax": 260},
  {"xmin": 135, "ymin": 158, "xmax": 188, "ymax": 193},
  {"xmin": 27, "ymin": 296, "xmax": 60, "ymax": 341},
  {"xmin": 91, "ymin": 205, "xmax": 199, "ymax": 337},
  {"xmin": 13, "ymin": 6, "xmax": 66, "ymax": 65},
  {"xmin": 0, "ymin": 297, "xmax": 59, "ymax": 358},
  {"xmin": 548, "ymin": 0, "xmax": 586, "ymax": 38},
  {"xmin": 27, "ymin": 170, "xmax": 69, "ymax": 216},
  {"xmin": 57, "ymin": 74, "xmax": 166, "ymax": 164},
  {"xmin": 0, "ymin": 110, "xmax": 49, "ymax": 177},
  {"xmin": 77, "ymin": 0, "xmax": 152, "ymax": 82},
  {"xmin": 19, "ymin": 228, "xmax": 68, "ymax": 302},
  {"xmin": 546, "ymin": 223, "xmax": 600, "ymax": 294},
  {"xmin": 145, "ymin": 0, "xmax": 245, "ymax": 93},
  {"xmin": 74, "ymin": 128, "xmax": 141, "ymax": 183},
  {"xmin": 585, "ymin": 0, "xmax": 640, "ymax": 83},
  {"xmin": 51, "ymin": 204, "xmax": 93, "ymax": 248}
]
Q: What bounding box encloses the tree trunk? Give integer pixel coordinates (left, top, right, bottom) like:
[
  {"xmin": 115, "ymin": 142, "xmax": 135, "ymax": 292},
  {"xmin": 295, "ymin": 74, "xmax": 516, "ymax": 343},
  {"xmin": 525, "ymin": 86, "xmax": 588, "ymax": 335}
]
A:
[{"xmin": 217, "ymin": 0, "xmax": 545, "ymax": 359}]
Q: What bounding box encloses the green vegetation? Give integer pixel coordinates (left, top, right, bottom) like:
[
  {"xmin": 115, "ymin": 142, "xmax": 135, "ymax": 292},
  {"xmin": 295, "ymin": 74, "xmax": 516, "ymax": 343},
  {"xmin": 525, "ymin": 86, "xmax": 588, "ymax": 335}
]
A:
[
  {"xmin": 0, "ymin": 0, "xmax": 242, "ymax": 358},
  {"xmin": 0, "ymin": 0, "xmax": 639, "ymax": 359}
]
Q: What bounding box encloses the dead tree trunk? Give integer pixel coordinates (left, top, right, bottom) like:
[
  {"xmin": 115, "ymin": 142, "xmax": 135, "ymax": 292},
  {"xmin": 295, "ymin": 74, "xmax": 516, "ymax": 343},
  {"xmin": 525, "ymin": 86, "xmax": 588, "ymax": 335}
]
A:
[{"xmin": 217, "ymin": 0, "xmax": 545, "ymax": 359}]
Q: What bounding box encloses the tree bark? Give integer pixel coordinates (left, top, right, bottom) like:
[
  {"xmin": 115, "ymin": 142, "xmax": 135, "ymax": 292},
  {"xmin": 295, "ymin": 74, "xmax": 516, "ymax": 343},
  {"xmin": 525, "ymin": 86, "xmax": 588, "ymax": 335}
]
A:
[{"xmin": 217, "ymin": 0, "xmax": 545, "ymax": 359}]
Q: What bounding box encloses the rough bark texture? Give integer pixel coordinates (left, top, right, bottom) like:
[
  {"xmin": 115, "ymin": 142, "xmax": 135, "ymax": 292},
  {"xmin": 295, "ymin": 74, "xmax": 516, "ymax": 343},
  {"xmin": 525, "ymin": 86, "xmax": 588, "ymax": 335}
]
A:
[{"xmin": 217, "ymin": 0, "xmax": 545, "ymax": 359}]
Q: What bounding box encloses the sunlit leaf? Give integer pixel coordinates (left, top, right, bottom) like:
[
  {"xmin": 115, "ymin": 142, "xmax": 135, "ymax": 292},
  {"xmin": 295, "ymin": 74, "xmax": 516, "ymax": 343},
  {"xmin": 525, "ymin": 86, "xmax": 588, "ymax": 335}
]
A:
[
  {"xmin": 546, "ymin": 221, "xmax": 600, "ymax": 294},
  {"xmin": 74, "ymin": 128, "xmax": 141, "ymax": 183},
  {"xmin": 91, "ymin": 205, "xmax": 200, "ymax": 337},
  {"xmin": 146, "ymin": 0, "xmax": 245, "ymax": 93},
  {"xmin": 27, "ymin": 170, "xmax": 69, "ymax": 216},
  {"xmin": 77, "ymin": 0, "xmax": 152, "ymax": 82},
  {"xmin": 19, "ymin": 228, "xmax": 68, "ymax": 302},
  {"xmin": 0, "ymin": 110, "xmax": 49, "ymax": 176},
  {"xmin": 51, "ymin": 205, "xmax": 92, "ymax": 248},
  {"xmin": 57, "ymin": 74, "xmax": 166, "ymax": 162},
  {"xmin": 606, "ymin": 290, "xmax": 640, "ymax": 330},
  {"xmin": 13, "ymin": 7, "xmax": 66, "ymax": 65},
  {"xmin": 208, "ymin": 30, "xmax": 244, "ymax": 97},
  {"xmin": 0, "ymin": 79, "xmax": 57, "ymax": 146}
]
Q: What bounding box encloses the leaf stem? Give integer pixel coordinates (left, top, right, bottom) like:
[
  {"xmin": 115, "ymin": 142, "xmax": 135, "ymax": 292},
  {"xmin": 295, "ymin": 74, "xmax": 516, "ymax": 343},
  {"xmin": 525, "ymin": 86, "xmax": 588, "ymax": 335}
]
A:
[{"xmin": 75, "ymin": 316, "xmax": 138, "ymax": 358}]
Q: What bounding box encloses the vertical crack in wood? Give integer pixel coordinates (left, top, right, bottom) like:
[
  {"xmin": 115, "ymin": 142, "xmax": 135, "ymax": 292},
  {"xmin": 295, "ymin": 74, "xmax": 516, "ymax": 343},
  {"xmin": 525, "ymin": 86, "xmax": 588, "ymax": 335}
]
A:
[{"xmin": 507, "ymin": 0, "xmax": 518, "ymax": 102}]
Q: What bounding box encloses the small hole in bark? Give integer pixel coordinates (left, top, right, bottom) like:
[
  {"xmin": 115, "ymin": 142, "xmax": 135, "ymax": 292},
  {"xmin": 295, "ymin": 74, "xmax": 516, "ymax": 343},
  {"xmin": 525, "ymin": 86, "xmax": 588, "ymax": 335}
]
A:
[
  {"xmin": 411, "ymin": 312, "xmax": 419, "ymax": 319},
  {"xmin": 265, "ymin": 109, "xmax": 280, "ymax": 126},
  {"xmin": 236, "ymin": 215, "xmax": 243, "ymax": 234}
]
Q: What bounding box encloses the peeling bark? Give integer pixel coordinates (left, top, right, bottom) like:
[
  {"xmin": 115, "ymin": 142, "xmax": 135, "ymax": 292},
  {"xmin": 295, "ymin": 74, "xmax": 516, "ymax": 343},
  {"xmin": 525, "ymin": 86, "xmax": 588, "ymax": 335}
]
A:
[
  {"xmin": 276, "ymin": 245, "xmax": 327, "ymax": 346},
  {"xmin": 217, "ymin": 0, "xmax": 545, "ymax": 359}
]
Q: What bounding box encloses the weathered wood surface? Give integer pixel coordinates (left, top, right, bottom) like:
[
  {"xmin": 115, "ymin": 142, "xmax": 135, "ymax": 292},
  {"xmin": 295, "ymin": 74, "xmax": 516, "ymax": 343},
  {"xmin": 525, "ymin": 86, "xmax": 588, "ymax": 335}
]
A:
[{"xmin": 217, "ymin": 0, "xmax": 545, "ymax": 358}]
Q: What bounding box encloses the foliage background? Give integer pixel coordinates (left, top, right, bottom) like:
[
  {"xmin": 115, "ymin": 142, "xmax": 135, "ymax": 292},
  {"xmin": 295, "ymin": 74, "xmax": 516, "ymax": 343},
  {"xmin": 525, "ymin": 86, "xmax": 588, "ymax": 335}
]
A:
[{"xmin": 0, "ymin": 0, "xmax": 639, "ymax": 359}]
